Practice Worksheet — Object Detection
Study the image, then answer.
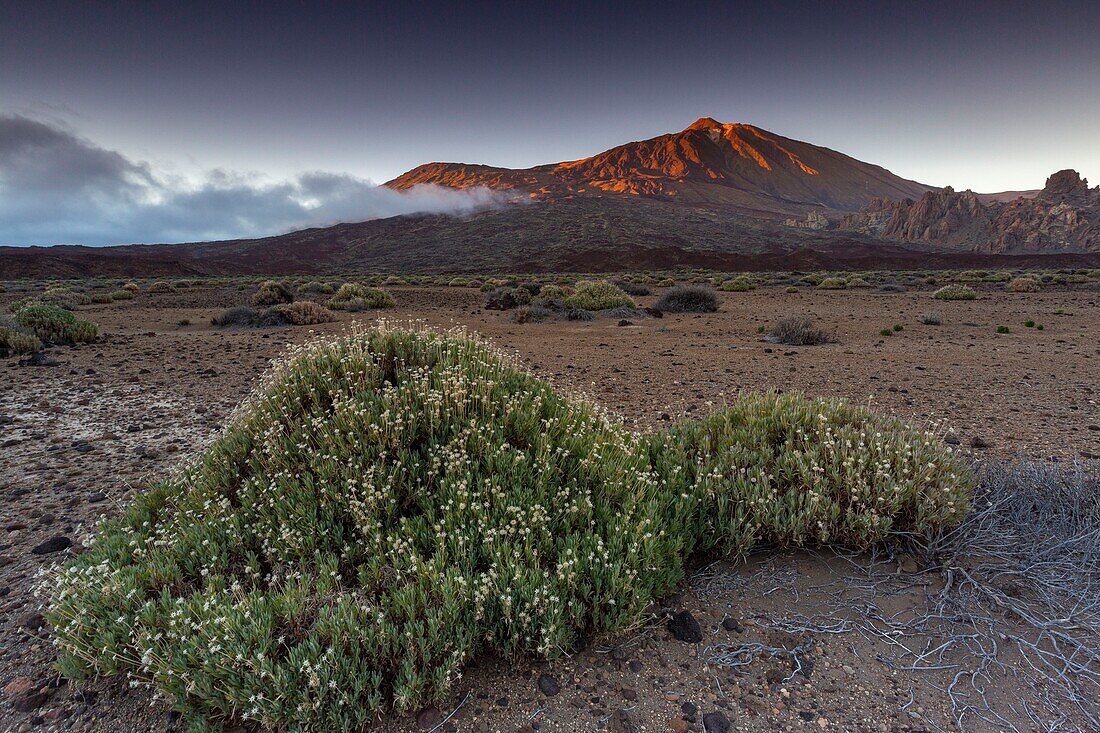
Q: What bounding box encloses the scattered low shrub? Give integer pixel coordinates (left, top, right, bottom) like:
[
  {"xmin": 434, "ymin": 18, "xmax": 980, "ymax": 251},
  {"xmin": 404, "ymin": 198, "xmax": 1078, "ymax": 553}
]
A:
[
  {"xmin": 785, "ymin": 286, "xmax": 799, "ymax": 293},
  {"xmin": 299, "ymin": 280, "xmax": 336, "ymax": 295},
  {"xmin": 12, "ymin": 303, "xmax": 98, "ymax": 344},
  {"xmin": 1024, "ymin": 319, "xmax": 1035, "ymax": 328},
  {"xmin": 652, "ymin": 285, "xmax": 718, "ymax": 313},
  {"xmin": 817, "ymin": 277, "xmax": 848, "ymax": 290},
  {"xmin": 919, "ymin": 312, "xmax": 942, "ymax": 325},
  {"xmin": 511, "ymin": 304, "xmax": 554, "ymax": 323},
  {"xmin": 48, "ymin": 330, "xmax": 973, "ymax": 732},
  {"xmin": 657, "ymin": 278, "xmax": 676, "ymax": 288},
  {"xmin": 847, "ymin": 276, "xmax": 871, "ymax": 288},
  {"xmin": 252, "ymin": 280, "xmax": 295, "ymax": 307},
  {"xmin": 269, "ymin": 301, "xmax": 337, "ymax": 326},
  {"xmin": 893, "ymin": 324, "xmax": 904, "ymax": 332},
  {"xmin": 0, "ymin": 326, "xmax": 41, "ymax": 355},
  {"xmin": 718, "ymin": 276, "xmax": 756, "ymax": 292},
  {"xmin": 328, "ymin": 283, "xmax": 395, "ymax": 311},
  {"xmin": 562, "ymin": 280, "xmax": 634, "ymax": 311},
  {"xmin": 91, "ymin": 293, "xmax": 114, "ymax": 304},
  {"xmin": 41, "ymin": 286, "xmax": 91, "ymax": 309},
  {"xmin": 766, "ymin": 317, "xmax": 833, "ymax": 346},
  {"xmin": 122, "ymin": 282, "xmax": 140, "ymax": 293},
  {"xmin": 148, "ymin": 281, "xmax": 176, "ymax": 293},
  {"xmin": 484, "ymin": 286, "xmax": 533, "ymax": 311},
  {"xmin": 934, "ymin": 285, "xmax": 977, "ymax": 301},
  {"xmin": 877, "ymin": 283, "xmax": 907, "ymax": 293},
  {"xmin": 109, "ymin": 289, "xmax": 135, "ymax": 300},
  {"xmin": 996, "ymin": 325, "xmax": 1010, "ymax": 334},
  {"xmin": 211, "ymin": 306, "xmax": 275, "ymax": 327},
  {"xmin": 880, "ymin": 328, "xmax": 894, "ymax": 337},
  {"xmin": 1006, "ymin": 277, "xmax": 1041, "ymax": 293},
  {"xmin": 537, "ymin": 284, "xmax": 572, "ymax": 300},
  {"xmin": 611, "ymin": 279, "xmax": 651, "ymax": 296}
]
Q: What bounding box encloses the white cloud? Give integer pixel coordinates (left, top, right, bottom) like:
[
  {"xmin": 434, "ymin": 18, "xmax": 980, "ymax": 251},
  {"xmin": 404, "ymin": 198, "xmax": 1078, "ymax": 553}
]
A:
[{"xmin": 0, "ymin": 115, "xmax": 513, "ymax": 246}]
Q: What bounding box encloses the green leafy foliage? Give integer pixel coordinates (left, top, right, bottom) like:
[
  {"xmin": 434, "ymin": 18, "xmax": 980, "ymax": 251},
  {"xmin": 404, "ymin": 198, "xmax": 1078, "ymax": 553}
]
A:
[
  {"xmin": 12, "ymin": 303, "xmax": 98, "ymax": 344},
  {"xmin": 48, "ymin": 329, "xmax": 974, "ymax": 732},
  {"xmin": 328, "ymin": 283, "xmax": 395, "ymax": 311},
  {"xmin": 934, "ymin": 285, "xmax": 977, "ymax": 301},
  {"xmin": 0, "ymin": 326, "xmax": 42, "ymax": 355},
  {"xmin": 562, "ymin": 280, "xmax": 634, "ymax": 310}
]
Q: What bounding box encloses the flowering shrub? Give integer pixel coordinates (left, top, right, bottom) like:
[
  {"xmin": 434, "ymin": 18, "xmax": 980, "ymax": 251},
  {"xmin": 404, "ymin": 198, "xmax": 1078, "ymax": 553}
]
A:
[
  {"xmin": 12, "ymin": 302, "xmax": 98, "ymax": 344},
  {"xmin": 251, "ymin": 280, "xmax": 295, "ymax": 306},
  {"xmin": 328, "ymin": 283, "xmax": 395, "ymax": 311},
  {"xmin": 649, "ymin": 392, "xmax": 971, "ymax": 555},
  {"xmin": 47, "ymin": 328, "xmax": 973, "ymax": 731},
  {"xmin": 562, "ymin": 280, "xmax": 634, "ymax": 310},
  {"xmin": 934, "ymin": 284, "xmax": 977, "ymax": 300}
]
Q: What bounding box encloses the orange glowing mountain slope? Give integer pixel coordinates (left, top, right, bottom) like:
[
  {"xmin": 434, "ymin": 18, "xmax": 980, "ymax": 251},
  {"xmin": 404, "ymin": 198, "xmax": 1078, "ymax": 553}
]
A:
[{"xmin": 386, "ymin": 117, "xmax": 931, "ymax": 217}]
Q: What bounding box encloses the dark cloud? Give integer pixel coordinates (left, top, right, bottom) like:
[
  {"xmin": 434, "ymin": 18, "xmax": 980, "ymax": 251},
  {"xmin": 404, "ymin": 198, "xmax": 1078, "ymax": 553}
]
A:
[{"xmin": 0, "ymin": 115, "xmax": 511, "ymax": 246}]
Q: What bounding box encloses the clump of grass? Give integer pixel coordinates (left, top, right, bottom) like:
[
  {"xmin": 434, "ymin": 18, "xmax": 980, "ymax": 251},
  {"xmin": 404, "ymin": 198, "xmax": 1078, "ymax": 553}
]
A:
[
  {"xmin": 893, "ymin": 324, "xmax": 904, "ymax": 332},
  {"xmin": 817, "ymin": 277, "xmax": 848, "ymax": 290},
  {"xmin": 47, "ymin": 329, "xmax": 973, "ymax": 732},
  {"xmin": 328, "ymin": 283, "xmax": 395, "ymax": 311},
  {"xmin": 1024, "ymin": 319, "xmax": 1036, "ymax": 328},
  {"xmin": 846, "ymin": 276, "xmax": 871, "ymax": 288},
  {"xmin": 766, "ymin": 317, "xmax": 833, "ymax": 345},
  {"xmin": 562, "ymin": 280, "xmax": 634, "ymax": 311},
  {"xmin": 657, "ymin": 278, "xmax": 676, "ymax": 288},
  {"xmin": 90, "ymin": 293, "xmax": 114, "ymax": 304},
  {"xmin": 652, "ymin": 285, "xmax": 718, "ymax": 313},
  {"xmin": 934, "ymin": 285, "xmax": 977, "ymax": 301},
  {"xmin": 1006, "ymin": 276, "xmax": 1042, "ymax": 293},
  {"xmin": 12, "ymin": 303, "xmax": 98, "ymax": 344},
  {"xmin": 785, "ymin": 286, "xmax": 799, "ymax": 293},
  {"xmin": 252, "ymin": 280, "xmax": 295, "ymax": 307},
  {"xmin": 109, "ymin": 289, "xmax": 134, "ymax": 300},
  {"xmin": 996, "ymin": 325, "xmax": 1010, "ymax": 334},
  {"xmin": 919, "ymin": 312, "xmax": 942, "ymax": 325},
  {"xmin": 880, "ymin": 328, "xmax": 894, "ymax": 337},
  {"xmin": 148, "ymin": 281, "xmax": 176, "ymax": 293}
]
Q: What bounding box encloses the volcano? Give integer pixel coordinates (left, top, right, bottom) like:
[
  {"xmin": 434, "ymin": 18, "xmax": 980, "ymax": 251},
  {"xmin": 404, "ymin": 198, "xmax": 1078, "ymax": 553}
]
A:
[{"xmin": 386, "ymin": 117, "xmax": 932, "ymax": 217}]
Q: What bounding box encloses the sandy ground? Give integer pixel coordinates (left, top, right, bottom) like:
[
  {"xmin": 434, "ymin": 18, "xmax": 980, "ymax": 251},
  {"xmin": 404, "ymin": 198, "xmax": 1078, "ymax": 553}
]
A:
[{"xmin": 2, "ymin": 281, "xmax": 1098, "ymax": 733}]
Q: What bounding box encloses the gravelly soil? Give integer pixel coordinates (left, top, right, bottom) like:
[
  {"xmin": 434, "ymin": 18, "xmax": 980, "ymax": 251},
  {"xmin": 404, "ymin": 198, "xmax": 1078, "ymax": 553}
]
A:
[{"xmin": 2, "ymin": 281, "xmax": 1097, "ymax": 733}]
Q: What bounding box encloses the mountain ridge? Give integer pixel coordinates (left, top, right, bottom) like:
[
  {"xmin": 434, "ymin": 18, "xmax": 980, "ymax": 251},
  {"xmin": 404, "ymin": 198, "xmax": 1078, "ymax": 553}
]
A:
[{"xmin": 386, "ymin": 117, "xmax": 932, "ymax": 216}]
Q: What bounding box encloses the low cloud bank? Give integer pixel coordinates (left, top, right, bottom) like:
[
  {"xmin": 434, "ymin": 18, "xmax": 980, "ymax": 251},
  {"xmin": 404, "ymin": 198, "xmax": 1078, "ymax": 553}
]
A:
[{"xmin": 0, "ymin": 115, "xmax": 513, "ymax": 246}]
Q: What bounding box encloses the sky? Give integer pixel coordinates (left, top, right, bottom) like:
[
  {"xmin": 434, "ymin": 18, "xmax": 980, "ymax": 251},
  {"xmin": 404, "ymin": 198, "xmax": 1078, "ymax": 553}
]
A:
[{"xmin": 2, "ymin": 0, "xmax": 1098, "ymax": 246}]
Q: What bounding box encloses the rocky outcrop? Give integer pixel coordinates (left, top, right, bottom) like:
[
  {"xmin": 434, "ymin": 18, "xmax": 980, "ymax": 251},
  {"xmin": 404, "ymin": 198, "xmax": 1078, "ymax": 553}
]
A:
[{"xmin": 839, "ymin": 170, "xmax": 1099, "ymax": 253}]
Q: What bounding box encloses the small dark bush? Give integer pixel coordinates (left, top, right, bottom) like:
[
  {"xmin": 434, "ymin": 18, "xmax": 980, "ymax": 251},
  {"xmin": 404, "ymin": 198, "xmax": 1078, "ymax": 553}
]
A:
[
  {"xmin": 653, "ymin": 285, "xmax": 718, "ymax": 313},
  {"xmin": 211, "ymin": 307, "xmax": 279, "ymax": 327},
  {"xmin": 919, "ymin": 312, "xmax": 942, "ymax": 325},
  {"xmin": 766, "ymin": 317, "xmax": 833, "ymax": 345},
  {"xmin": 612, "ymin": 279, "xmax": 651, "ymax": 296}
]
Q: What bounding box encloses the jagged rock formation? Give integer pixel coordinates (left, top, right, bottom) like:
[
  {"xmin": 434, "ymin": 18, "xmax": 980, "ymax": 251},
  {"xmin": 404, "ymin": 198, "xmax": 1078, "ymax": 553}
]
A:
[
  {"xmin": 839, "ymin": 170, "xmax": 1099, "ymax": 253},
  {"xmin": 387, "ymin": 117, "xmax": 931, "ymax": 217}
]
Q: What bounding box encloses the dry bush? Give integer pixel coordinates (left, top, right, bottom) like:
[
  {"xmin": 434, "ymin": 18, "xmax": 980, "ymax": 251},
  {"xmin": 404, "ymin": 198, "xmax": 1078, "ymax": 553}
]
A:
[
  {"xmin": 766, "ymin": 317, "xmax": 833, "ymax": 345},
  {"xmin": 653, "ymin": 285, "xmax": 719, "ymax": 313},
  {"xmin": 269, "ymin": 301, "xmax": 336, "ymax": 325},
  {"xmin": 1006, "ymin": 276, "xmax": 1042, "ymax": 292}
]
